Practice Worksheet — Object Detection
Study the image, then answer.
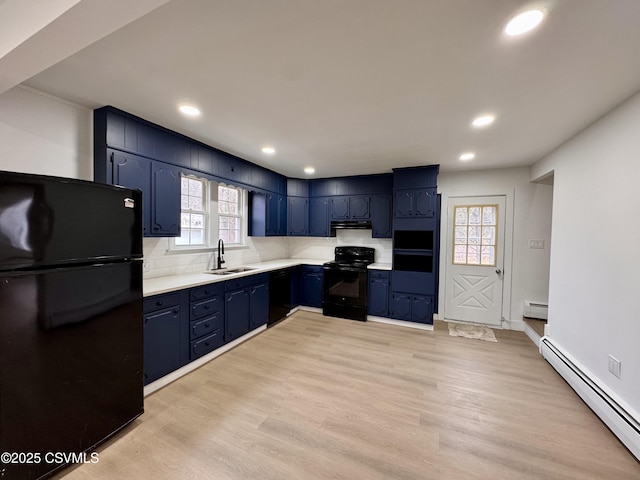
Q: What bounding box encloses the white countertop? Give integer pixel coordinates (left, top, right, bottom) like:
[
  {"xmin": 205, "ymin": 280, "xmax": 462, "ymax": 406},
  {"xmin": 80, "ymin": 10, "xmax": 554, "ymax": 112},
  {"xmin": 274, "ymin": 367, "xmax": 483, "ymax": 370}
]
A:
[
  {"xmin": 143, "ymin": 258, "xmax": 326, "ymax": 297},
  {"xmin": 368, "ymin": 262, "xmax": 392, "ymax": 270}
]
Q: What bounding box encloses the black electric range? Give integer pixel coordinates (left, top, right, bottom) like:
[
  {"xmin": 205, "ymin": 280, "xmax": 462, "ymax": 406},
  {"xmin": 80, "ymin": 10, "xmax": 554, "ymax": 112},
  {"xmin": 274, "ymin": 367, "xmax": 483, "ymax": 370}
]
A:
[{"xmin": 322, "ymin": 246, "xmax": 375, "ymax": 321}]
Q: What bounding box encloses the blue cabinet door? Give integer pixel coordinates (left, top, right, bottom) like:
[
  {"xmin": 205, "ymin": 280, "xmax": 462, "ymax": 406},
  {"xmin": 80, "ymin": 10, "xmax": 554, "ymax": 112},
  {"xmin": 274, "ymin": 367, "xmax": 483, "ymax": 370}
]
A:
[
  {"xmin": 309, "ymin": 197, "xmax": 331, "ymax": 236},
  {"xmin": 249, "ymin": 282, "xmax": 269, "ymax": 330},
  {"xmin": 151, "ymin": 161, "xmax": 181, "ymax": 236},
  {"xmin": 288, "ymin": 197, "xmax": 308, "ymax": 236},
  {"xmin": 302, "ymin": 266, "xmax": 324, "ymax": 308},
  {"xmin": 143, "ymin": 306, "xmax": 182, "ymax": 384},
  {"xmin": 391, "ymin": 293, "xmax": 412, "ymax": 321},
  {"xmin": 111, "ymin": 150, "xmax": 151, "ymax": 236},
  {"xmin": 277, "ymin": 194, "xmax": 287, "ymax": 235},
  {"xmin": 371, "ymin": 194, "xmax": 392, "ymax": 238},
  {"xmin": 330, "ymin": 196, "xmax": 350, "ymax": 220},
  {"xmin": 413, "ymin": 188, "xmax": 436, "ymax": 217},
  {"xmin": 393, "ymin": 189, "xmax": 414, "ymax": 218},
  {"xmin": 266, "ymin": 193, "xmax": 279, "ymax": 235},
  {"xmin": 411, "ymin": 295, "xmax": 433, "ymax": 324},
  {"xmin": 368, "ymin": 273, "xmax": 390, "ymax": 317},
  {"xmin": 349, "ymin": 196, "xmax": 370, "ymax": 219},
  {"xmin": 394, "ymin": 188, "xmax": 436, "ymax": 218},
  {"xmin": 225, "ymin": 289, "xmax": 250, "ymax": 341}
]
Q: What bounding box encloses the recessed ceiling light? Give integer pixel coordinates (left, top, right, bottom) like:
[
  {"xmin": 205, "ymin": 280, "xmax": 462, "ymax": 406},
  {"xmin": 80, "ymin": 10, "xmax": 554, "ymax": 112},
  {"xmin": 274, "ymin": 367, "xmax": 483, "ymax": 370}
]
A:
[
  {"xmin": 178, "ymin": 105, "xmax": 201, "ymax": 117},
  {"xmin": 471, "ymin": 114, "xmax": 495, "ymax": 128},
  {"xmin": 459, "ymin": 152, "xmax": 475, "ymax": 161},
  {"xmin": 504, "ymin": 8, "xmax": 546, "ymax": 36},
  {"xmin": 261, "ymin": 146, "xmax": 276, "ymax": 155},
  {"xmin": 304, "ymin": 167, "xmax": 315, "ymax": 175}
]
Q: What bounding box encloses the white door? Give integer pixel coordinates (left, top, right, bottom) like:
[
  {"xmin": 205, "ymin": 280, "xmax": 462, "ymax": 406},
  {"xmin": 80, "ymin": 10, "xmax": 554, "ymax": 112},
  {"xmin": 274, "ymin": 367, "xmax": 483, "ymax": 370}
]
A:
[{"xmin": 444, "ymin": 196, "xmax": 506, "ymax": 326}]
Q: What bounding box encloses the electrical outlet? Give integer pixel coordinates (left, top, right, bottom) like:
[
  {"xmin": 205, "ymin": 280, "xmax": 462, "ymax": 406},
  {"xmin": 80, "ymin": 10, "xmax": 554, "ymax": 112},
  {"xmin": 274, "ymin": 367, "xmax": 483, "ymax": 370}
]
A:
[
  {"xmin": 528, "ymin": 239, "xmax": 545, "ymax": 249},
  {"xmin": 608, "ymin": 354, "xmax": 621, "ymax": 378}
]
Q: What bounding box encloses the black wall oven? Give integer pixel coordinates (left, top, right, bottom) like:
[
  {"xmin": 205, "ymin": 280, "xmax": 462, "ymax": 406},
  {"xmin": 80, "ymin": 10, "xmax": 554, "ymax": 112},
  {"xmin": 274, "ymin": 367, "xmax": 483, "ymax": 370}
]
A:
[{"xmin": 323, "ymin": 246, "xmax": 375, "ymax": 321}]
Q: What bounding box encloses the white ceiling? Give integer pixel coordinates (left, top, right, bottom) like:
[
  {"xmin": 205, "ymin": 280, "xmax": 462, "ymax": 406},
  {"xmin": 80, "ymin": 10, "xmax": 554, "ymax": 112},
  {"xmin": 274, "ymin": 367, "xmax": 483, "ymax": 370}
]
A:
[{"xmin": 10, "ymin": 0, "xmax": 640, "ymax": 178}]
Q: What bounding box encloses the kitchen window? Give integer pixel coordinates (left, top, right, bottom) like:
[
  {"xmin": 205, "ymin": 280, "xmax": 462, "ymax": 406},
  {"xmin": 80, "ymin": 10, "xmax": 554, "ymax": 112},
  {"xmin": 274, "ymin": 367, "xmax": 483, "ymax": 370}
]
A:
[
  {"xmin": 218, "ymin": 184, "xmax": 242, "ymax": 245},
  {"xmin": 172, "ymin": 177, "xmax": 246, "ymax": 250},
  {"xmin": 176, "ymin": 176, "xmax": 207, "ymax": 246}
]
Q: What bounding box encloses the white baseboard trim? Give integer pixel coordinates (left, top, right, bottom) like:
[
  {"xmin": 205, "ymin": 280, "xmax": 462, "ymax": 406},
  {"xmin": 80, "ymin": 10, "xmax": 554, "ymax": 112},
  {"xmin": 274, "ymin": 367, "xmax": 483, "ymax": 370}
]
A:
[
  {"xmin": 540, "ymin": 336, "xmax": 640, "ymax": 461},
  {"xmin": 367, "ymin": 316, "xmax": 434, "ymax": 331},
  {"xmin": 523, "ymin": 322, "xmax": 541, "ymax": 347},
  {"xmin": 508, "ymin": 318, "xmax": 526, "ymax": 331},
  {"xmin": 143, "ymin": 325, "xmax": 266, "ymax": 397}
]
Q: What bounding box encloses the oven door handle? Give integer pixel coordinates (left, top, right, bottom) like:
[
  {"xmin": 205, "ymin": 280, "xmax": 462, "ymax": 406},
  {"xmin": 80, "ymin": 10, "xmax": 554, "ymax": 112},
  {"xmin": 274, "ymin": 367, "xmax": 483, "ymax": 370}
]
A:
[{"xmin": 323, "ymin": 266, "xmax": 366, "ymax": 273}]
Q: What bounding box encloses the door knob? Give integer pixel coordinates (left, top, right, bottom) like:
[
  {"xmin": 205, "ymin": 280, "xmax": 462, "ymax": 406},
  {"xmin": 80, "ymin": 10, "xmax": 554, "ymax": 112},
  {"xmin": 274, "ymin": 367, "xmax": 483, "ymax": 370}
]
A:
[{"xmin": 496, "ymin": 269, "xmax": 502, "ymax": 274}]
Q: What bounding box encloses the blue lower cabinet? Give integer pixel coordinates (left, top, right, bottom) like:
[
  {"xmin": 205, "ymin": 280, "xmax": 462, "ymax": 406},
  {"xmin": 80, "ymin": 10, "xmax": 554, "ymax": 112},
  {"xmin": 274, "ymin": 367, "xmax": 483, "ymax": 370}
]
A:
[
  {"xmin": 368, "ymin": 270, "xmax": 390, "ymax": 317},
  {"xmin": 191, "ymin": 330, "xmax": 225, "ymax": 360},
  {"xmin": 391, "ymin": 292, "xmax": 433, "ymax": 324},
  {"xmin": 411, "ymin": 295, "xmax": 433, "ymax": 324},
  {"xmin": 143, "ymin": 291, "xmax": 189, "ymax": 385},
  {"xmin": 249, "ymin": 281, "xmax": 269, "ymax": 330},
  {"xmin": 189, "ymin": 283, "xmax": 224, "ymax": 360},
  {"xmin": 302, "ymin": 265, "xmax": 324, "ymax": 308},
  {"xmin": 225, "ymin": 288, "xmax": 250, "ymax": 342},
  {"xmin": 225, "ymin": 273, "xmax": 269, "ymax": 341}
]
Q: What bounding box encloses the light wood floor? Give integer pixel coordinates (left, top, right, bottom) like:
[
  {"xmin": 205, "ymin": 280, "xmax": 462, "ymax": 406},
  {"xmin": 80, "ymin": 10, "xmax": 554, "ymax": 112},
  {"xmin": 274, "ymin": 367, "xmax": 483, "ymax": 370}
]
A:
[{"xmin": 56, "ymin": 311, "xmax": 640, "ymax": 480}]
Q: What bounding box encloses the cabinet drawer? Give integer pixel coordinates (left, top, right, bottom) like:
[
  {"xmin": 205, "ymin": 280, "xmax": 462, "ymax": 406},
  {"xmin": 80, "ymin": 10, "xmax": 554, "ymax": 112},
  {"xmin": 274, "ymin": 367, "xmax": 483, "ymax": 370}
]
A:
[
  {"xmin": 143, "ymin": 292, "xmax": 181, "ymax": 313},
  {"xmin": 368, "ymin": 269, "xmax": 390, "ymax": 279},
  {"xmin": 190, "ymin": 296, "xmax": 222, "ymax": 320},
  {"xmin": 190, "ymin": 313, "xmax": 223, "ymax": 340},
  {"xmin": 224, "ymin": 273, "xmax": 269, "ymax": 292},
  {"xmin": 191, "ymin": 331, "xmax": 224, "ymax": 360},
  {"xmin": 190, "ymin": 283, "xmax": 223, "ymax": 302},
  {"xmin": 391, "ymin": 271, "xmax": 434, "ymax": 294}
]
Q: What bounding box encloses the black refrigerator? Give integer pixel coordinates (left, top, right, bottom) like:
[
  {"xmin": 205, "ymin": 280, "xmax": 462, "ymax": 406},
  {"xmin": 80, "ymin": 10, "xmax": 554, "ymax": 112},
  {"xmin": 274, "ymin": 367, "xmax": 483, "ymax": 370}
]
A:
[{"xmin": 0, "ymin": 170, "xmax": 144, "ymax": 480}]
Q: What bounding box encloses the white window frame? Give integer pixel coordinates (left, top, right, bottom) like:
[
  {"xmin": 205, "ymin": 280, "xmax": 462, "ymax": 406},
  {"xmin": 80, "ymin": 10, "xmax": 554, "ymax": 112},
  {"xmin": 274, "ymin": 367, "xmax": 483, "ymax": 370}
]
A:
[
  {"xmin": 169, "ymin": 178, "xmax": 248, "ymax": 252},
  {"xmin": 216, "ymin": 183, "xmax": 245, "ymax": 246},
  {"xmin": 173, "ymin": 175, "xmax": 209, "ymax": 249}
]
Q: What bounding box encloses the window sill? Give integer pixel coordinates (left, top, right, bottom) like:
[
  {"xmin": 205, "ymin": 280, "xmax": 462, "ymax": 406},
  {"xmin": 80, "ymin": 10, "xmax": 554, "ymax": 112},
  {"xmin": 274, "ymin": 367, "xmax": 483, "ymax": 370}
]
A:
[{"xmin": 166, "ymin": 244, "xmax": 249, "ymax": 254}]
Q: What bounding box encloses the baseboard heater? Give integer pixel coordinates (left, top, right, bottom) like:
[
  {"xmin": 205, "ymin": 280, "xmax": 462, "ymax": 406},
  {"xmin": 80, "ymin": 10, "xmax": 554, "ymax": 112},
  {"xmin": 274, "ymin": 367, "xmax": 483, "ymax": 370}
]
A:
[
  {"xmin": 524, "ymin": 300, "xmax": 548, "ymax": 319},
  {"xmin": 540, "ymin": 337, "xmax": 640, "ymax": 460}
]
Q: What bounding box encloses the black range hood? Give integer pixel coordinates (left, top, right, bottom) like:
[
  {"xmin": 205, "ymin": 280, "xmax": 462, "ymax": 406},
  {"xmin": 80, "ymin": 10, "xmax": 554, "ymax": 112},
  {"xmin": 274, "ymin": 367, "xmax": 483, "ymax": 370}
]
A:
[{"xmin": 330, "ymin": 220, "xmax": 372, "ymax": 230}]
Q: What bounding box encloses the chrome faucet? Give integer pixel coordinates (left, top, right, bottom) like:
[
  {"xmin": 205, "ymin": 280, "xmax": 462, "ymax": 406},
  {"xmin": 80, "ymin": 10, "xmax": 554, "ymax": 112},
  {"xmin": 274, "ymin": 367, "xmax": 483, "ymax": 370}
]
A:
[{"xmin": 217, "ymin": 238, "xmax": 225, "ymax": 270}]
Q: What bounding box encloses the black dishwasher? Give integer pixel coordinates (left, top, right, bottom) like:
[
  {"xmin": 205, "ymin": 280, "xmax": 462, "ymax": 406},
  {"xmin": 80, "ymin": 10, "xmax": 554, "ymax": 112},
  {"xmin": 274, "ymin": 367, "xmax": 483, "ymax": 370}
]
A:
[{"xmin": 269, "ymin": 268, "xmax": 292, "ymax": 326}]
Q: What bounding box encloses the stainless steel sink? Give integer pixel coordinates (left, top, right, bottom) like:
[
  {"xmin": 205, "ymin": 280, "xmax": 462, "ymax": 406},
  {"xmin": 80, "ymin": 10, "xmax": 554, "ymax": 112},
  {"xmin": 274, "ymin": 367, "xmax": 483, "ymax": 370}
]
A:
[
  {"xmin": 226, "ymin": 267, "xmax": 256, "ymax": 273},
  {"xmin": 204, "ymin": 267, "xmax": 256, "ymax": 275}
]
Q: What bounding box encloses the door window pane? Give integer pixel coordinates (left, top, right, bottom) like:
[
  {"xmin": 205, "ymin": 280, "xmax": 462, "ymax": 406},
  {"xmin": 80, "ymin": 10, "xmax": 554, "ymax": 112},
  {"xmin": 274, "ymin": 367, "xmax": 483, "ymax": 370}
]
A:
[{"xmin": 453, "ymin": 204, "xmax": 498, "ymax": 266}]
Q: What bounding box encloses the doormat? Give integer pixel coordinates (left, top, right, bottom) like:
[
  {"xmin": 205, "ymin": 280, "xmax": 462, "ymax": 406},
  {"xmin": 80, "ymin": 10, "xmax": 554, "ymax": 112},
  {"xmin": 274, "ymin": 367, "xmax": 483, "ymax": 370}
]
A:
[{"xmin": 448, "ymin": 322, "xmax": 498, "ymax": 342}]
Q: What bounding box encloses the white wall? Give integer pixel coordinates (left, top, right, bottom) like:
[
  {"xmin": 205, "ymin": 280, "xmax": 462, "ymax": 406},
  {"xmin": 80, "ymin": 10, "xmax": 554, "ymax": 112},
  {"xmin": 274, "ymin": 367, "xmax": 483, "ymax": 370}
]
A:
[
  {"xmin": 437, "ymin": 167, "xmax": 553, "ymax": 328},
  {"xmin": 531, "ymin": 90, "xmax": 640, "ymax": 419},
  {"xmin": 0, "ymin": 85, "xmax": 92, "ymax": 179}
]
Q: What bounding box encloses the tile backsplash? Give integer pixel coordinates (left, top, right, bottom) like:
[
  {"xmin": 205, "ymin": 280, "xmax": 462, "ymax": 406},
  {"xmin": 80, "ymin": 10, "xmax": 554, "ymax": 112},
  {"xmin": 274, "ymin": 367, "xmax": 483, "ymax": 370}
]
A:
[
  {"xmin": 288, "ymin": 230, "xmax": 392, "ymax": 263},
  {"xmin": 143, "ymin": 230, "xmax": 392, "ymax": 279}
]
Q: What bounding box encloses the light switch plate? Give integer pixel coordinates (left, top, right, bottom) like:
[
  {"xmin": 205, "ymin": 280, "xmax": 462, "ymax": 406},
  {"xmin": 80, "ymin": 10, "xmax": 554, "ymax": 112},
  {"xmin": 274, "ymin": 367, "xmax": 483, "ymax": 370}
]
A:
[
  {"xmin": 528, "ymin": 239, "xmax": 545, "ymax": 249},
  {"xmin": 608, "ymin": 354, "xmax": 621, "ymax": 378}
]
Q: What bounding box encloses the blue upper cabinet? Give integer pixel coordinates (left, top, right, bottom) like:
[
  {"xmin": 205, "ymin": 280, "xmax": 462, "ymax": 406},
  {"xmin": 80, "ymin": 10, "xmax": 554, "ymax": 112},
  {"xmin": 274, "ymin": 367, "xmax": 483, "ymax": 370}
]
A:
[
  {"xmin": 371, "ymin": 194, "xmax": 392, "ymax": 238},
  {"xmin": 111, "ymin": 149, "xmax": 152, "ymax": 236},
  {"xmin": 219, "ymin": 153, "xmax": 252, "ymax": 186},
  {"xmin": 349, "ymin": 196, "xmax": 370, "ymax": 219},
  {"xmin": 288, "ymin": 197, "xmax": 308, "ymax": 236},
  {"xmin": 330, "ymin": 196, "xmax": 350, "ymax": 220},
  {"xmin": 249, "ymin": 192, "xmax": 287, "ymax": 236},
  {"xmin": 309, "ymin": 197, "xmax": 332, "ymax": 237},
  {"xmin": 393, "ymin": 166, "xmax": 438, "ymax": 189},
  {"xmin": 151, "ymin": 161, "xmax": 181, "ymax": 237},
  {"xmin": 330, "ymin": 195, "xmax": 371, "ymax": 220},
  {"xmin": 394, "ymin": 187, "xmax": 437, "ymax": 218}
]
